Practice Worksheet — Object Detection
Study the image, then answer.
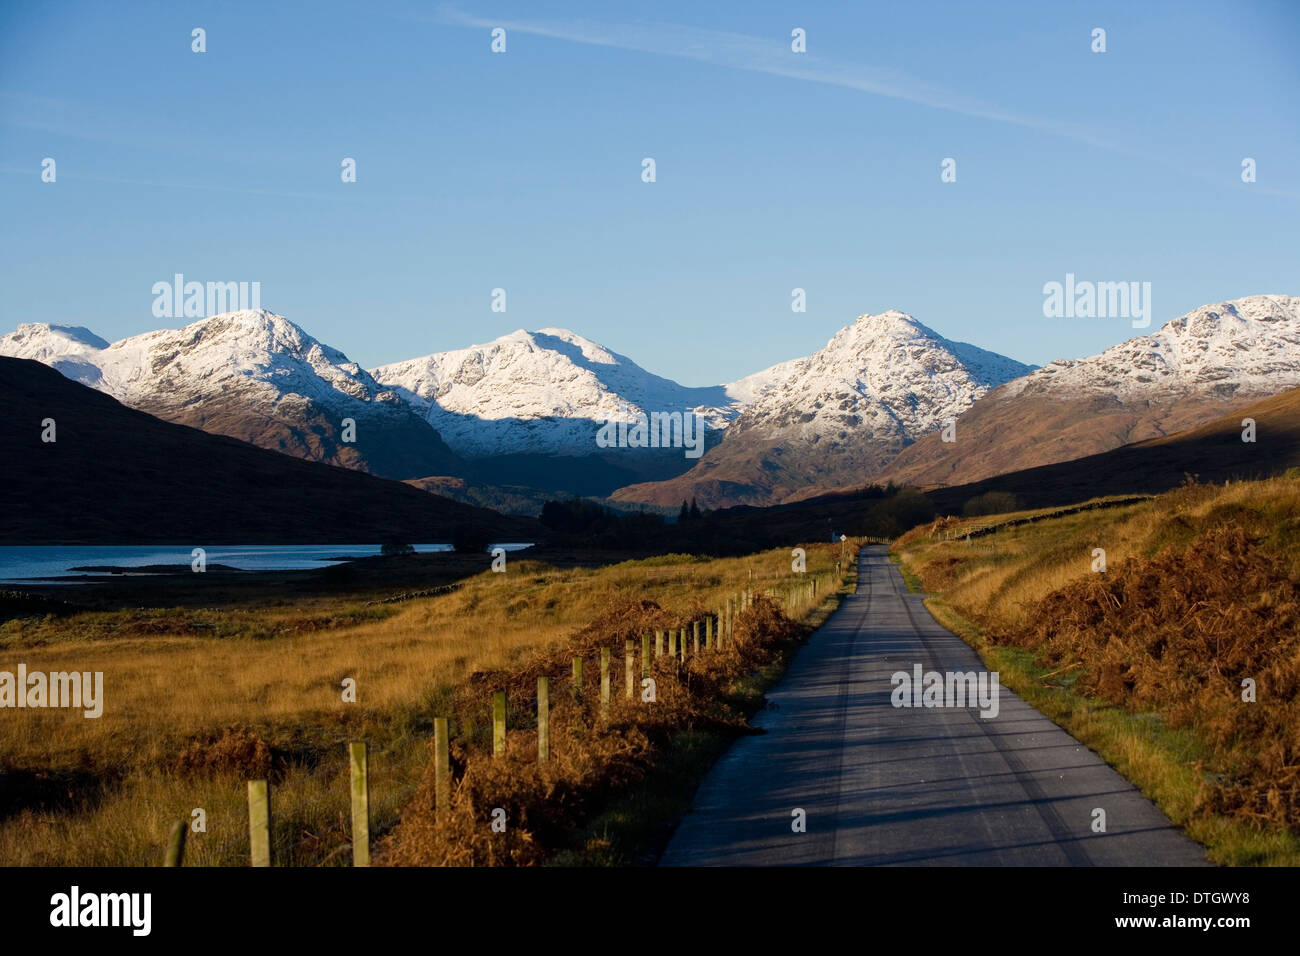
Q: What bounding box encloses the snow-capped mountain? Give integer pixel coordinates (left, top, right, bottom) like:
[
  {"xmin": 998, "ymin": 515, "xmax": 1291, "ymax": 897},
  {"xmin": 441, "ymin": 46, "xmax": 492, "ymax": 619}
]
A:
[
  {"xmin": 611, "ymin": 310, "xmax": 1035, "ymax": 508},
  {"xmin": 371, "ymin": 328, "xmax": 753, "ymax": 458},
  {"xmin": 721, "ymin": 356, "xmax": 806, "ymax": 407},
  {"xmin": 1000, "ymin": 294, "xmax": 1300, "ymax": 400},
  {"xmin": 882, "ymin": 294, "xmax": 1300, "ymax": 489},
  {"xmin": 726, "ymin": 310, "xmax": 1033, "ymax": 443},
  {"xmin": 0, "ymin": 324, "xmax": 112, "ymax": 385},
  {"xmin": 12, "ymin": 295, "xmax": 1292, "ymax": 511},
  {"xmin": 0, "ymin": 310, "xmax": 462, "ymax": 480}
]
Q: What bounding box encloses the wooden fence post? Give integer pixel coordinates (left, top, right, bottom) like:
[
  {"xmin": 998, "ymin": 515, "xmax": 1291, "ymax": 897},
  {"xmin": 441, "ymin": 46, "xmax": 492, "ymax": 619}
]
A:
[
  {"xmin": 679, "ymin": 628, "xmax": 687, "ymax": 662},
  {"xmin": 600, "ymin": 647, "xmax": 611, "ymax": 713},
  {"xmin": 247, "ymin": 779, "xmax": 270, "ymax": 868},
  {"xmin": 624, "ymin": 639, "xmax": 635, "ymax": 699},
  {"xmin": 668, "ymin": 627, "xmax": 677, "ymax": 658},
  {"xmin": 434, "ymin": 717, "xmax": 450, "ymax": 819},
  {"xmin": 538, "ymin": 676, "xmax": 550, "ymax": 763},
  {"xmin": 655, "ymin": 630, "xmax": 663, "ymax": 658},
  {"xmin": 349, "ymin": 740, "xmax": 370, "ymax": 867},
  {"xmin": 493, "ymin": 691, "xmax": 507, "ymax": 757},
  {"xmin": 693, "ymin": 621, "xmax": 701, "ymax": 655},
  {"xmin": 164, "ymin": 820, "xmax": 186, "ymax": 867},
  {"xmin": 572, "ymin": 657, "xmax": 583, "ymax": 699},
  {"xmin": 641, "ymin": 634, "xmax": 651, "ymax": 678},
  {"xmin": 705, "ymin": 615, "xmax": 713, "ymax": 649}
]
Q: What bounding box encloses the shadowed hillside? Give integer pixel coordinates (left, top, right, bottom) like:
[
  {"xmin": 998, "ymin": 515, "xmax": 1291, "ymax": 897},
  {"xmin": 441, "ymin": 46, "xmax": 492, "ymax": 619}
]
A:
[
  {"xmin": 0, "ymin": 357, "xmax": 535, "ymax": 544},
  {"xmin": 671, "ymin": 386, "xmax": 1300, "ymax": 549},
  {"xmin": 922, "ymin": 385, "xmax": 1300, "ymax": 515}
]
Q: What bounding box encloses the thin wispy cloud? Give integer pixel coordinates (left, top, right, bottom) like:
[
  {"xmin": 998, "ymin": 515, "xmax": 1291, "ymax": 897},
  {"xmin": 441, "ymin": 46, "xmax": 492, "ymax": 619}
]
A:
[
  {"xmin": 0, "ymin": 90, "xmax": 182, "ymax": 153},
  {"xmin": 0, "ymin": 165, "xmax": 350, "ymax": 202},
  {"xmin": 431, "ymin": 4, "xmax": 1122, "ymax": 152},
  {"xmin": 427, "ymin": 5, "xmax": 1300, "ymax": 201},
  {"xmin": 0, "ymin": 91, "xmax": 357, "ymax": 195}
]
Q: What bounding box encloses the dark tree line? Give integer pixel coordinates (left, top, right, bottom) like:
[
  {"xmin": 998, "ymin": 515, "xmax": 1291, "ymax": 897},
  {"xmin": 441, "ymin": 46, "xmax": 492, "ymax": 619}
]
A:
[{"xmin": 540, "ymin": 498, "xmax": 665, "ymax": 545}]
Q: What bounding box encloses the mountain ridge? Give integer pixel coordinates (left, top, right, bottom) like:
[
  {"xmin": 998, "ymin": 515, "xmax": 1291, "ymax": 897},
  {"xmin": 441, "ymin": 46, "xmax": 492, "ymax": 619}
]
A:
[
  {"xmin": 9, "ymin": 294, "xmax": 1296, "ymax": 512},
  {"xmin": 610, "ymin": 309, "xmax": 1036, "ymax": 508},
  {"xmin": 369, "ymin": 326, "xmax": 749, "ymax": 459},
  {"xmin": 882, "ymin": 294, "xmax": 1300, "ymax": 490},
  {"xmin": 0, "ymin": 310, "xmax": 463, "ymax": 480}
]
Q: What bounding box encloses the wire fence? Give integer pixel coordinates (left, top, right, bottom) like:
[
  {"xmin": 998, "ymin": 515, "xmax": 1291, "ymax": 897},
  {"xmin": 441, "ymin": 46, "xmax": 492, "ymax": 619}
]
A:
[
  {"xmin": 144, "ymin": 567, "xmax": 847, "ymax": 867},
  {"xmin": 935, "ymin": 495, "xmax": 1155, "ymax": 542}
]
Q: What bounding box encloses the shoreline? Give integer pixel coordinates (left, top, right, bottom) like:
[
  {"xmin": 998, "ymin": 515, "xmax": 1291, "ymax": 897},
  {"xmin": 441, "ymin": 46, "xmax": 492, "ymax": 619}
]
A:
[{"xmin": 0, "ymin": 544, "xmax": 675, "ymax": 612}]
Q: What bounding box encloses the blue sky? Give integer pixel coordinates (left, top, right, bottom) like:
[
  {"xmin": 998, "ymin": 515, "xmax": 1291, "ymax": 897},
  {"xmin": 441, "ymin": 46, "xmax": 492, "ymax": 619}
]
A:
[{"xmin": 1, "ymin": 0, "xmax": 1297, "ymax": 385}]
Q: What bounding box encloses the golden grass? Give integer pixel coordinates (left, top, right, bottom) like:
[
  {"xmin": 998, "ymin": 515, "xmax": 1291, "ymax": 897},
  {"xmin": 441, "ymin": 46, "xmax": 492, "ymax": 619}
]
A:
[
  {"xmin": 0, "ymin": 544, "xmax": 844, "ymax": 865},
  {"xmin": 381, "ymin": 579, "xmax": 835, "ymax": 866}
]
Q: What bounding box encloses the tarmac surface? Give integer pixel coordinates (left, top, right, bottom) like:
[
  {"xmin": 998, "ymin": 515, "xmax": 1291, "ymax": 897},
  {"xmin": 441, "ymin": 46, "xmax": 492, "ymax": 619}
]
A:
[{"xmin": 660, "ymin": 546, "xmax": 1210, "ymax": 866}]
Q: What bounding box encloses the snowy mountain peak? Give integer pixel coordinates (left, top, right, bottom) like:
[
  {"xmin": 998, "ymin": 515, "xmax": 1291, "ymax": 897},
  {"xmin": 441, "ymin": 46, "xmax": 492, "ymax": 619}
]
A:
[
  {"xmin": 836, "ymin": 310, "xmax": 946, "ymax": 347},
  {"xmin": 371, "ymin": 329, "xmax": 735, "ymax": 458},
  {"xmin": 726, "ymin": 311, "xmax": 1035, "ymax": 444},
  {"xmin": 609, "ymin": 310, "xmax": 1038, "ymax": 509},
  {"xmin": 853, "ymin": 308, "xmax": 922, "ymax": 328},
  {"xmin": 1003, "ymin": 294, "xmax": 1300, "ymax": 400},
  {"xmin": 0, "ymin": 310, "xmax": 460, "ymax": 478},
  {"xmin": 200, "ymin": 307, "xmax": 303, "ymax": 339},
  {"xmin": 1162, "ymin": 294, "xmax": 1298, "ymax": 344},
  {"xmin": 531, "ymin": 328, "xmax": 622, "ymax": 365},
  {"xmin": 8, "ymin": 323, "xmax": 110, "ymax": 351},
  {"xmin": 1, "ymin": 309, "xmax": 381, "ymax": 405},
  {"xmin": 1, "ymin": 323, "xmax": 114, "ymax": 387},
  {"xmin": 162, "ymin": 309, "xmax": 353, "ymax": 369},
  {"xmin": 482, "ymin": 327, "xmax": 625, "ymax": 367}
]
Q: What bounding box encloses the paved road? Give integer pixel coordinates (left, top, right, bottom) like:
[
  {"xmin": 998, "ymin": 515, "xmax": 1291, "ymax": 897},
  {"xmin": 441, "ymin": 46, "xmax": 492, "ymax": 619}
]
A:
[{"xmin": 660, "ymin": 546, "xmax": 1209, "ymax": 866}]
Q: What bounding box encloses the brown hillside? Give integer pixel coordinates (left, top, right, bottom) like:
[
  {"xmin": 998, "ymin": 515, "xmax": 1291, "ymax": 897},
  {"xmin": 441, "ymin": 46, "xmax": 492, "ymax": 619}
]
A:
[
  {"xmin": 879, "ymin": 384, "xmax": 1267, "ymax": 492},
  {"xmin": 918, "ymin": 385, "xmax": 1300, "ymax": 514}
]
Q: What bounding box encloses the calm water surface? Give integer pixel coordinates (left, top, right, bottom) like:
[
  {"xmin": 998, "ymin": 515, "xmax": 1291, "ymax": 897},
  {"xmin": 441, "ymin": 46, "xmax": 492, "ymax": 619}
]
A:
[{"xmin": 0, "ymin": 544, "xmax": 533, "ymax": 584}]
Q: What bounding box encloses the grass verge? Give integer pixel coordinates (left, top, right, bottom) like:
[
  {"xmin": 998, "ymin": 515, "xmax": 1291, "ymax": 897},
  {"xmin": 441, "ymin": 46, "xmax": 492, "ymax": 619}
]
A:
[
  {"xmin": 893, "ymin": 477, "xmax": 1300, "ymax": 866},
  {"xmin": 888, "ymin": 551, "xmax": 924, "ymax": 593},
  {"xmin": 551, "ymin": 568, "xmax": 853, "ymax": 866}
]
